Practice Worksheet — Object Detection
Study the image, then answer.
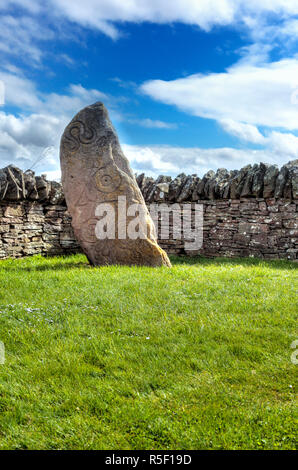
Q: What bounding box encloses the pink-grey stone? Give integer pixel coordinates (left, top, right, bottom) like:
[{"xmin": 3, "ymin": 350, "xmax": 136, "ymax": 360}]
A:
[{"xmin": 60, "ymin": 102, "xmax": 171, "ymax": 267}]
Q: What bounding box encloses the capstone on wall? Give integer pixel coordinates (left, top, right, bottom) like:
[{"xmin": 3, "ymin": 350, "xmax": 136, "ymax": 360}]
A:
[{"xmin": 0, "ymin": 162, "xmax": 297, "ymax": 260}]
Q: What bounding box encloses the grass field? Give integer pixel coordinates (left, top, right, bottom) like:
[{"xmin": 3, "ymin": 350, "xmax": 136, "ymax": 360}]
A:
[{"xmin": 0, "ymin": 254, "xmax": 297, "ymax": 450}]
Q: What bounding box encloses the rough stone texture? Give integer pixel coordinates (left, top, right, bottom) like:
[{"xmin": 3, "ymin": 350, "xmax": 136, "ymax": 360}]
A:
[
  {"xmin": 0, "ymin": 200, "xmax": 79, "ymax": 259},
  {"xmin": 138, "ymin": 160, "xmax": 298, "ymax": 203},
  {"xmin": 60, "ymin": 102, "xmax": 171, "ymax": 267},
  {"xmin": 157, "ymin": 199, "xmax": 297, "ymax": 260},
  {"xmin": 1, "ymin": 196, "xmax": 295, "ymax": 261},
  {"xmin": 0, "ymin": 159, "xmax": 297, "ymax": 261}
]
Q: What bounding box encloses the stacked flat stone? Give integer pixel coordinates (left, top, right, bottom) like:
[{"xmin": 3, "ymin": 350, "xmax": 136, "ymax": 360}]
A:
[
  {"xmin": 136, "ymin": 160, "xmax": 298, "ymax": 203},
  {"xmin": 0, "ymin": 159, "xmax": 297, "ymax": 261}
]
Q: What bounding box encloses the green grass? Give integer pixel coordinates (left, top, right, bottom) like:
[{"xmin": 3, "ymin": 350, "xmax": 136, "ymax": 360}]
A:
[{"xmin": 0, "ymin": 254, "xmax": 297, "ymax": 450}]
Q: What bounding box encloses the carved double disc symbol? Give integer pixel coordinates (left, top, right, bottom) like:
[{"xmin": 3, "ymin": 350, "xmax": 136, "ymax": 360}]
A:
[{"xmin": 95, "ymin": 166, "xmax": 122, "ymax": 193}]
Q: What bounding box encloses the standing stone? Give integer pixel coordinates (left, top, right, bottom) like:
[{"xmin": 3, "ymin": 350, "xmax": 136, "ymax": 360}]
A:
[{"xmin": 60, "ymin": 102, "xmax": 171, "ymax": 267}]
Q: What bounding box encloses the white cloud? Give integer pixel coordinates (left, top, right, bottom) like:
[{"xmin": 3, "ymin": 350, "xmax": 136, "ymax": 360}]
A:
[
  {"xmin": 1, "ymin": 0, "xmax": 298, "ymax": 64},
  {"xmin": 49, "ymin": 0, "xmax": 298, "ymax": 39},
  {"xmin": 0, "ymin": 112, "xmax": 62, "ymax": 147},
  {"xmin": 0, "ymin": 111, "xmax": 63, "ymax": 171},
  {"xmin": 0, "ymin": 70, "xmax": 178, "ymax": 175},
  {"xmin": 43, "ymin": 85, "xmax": 108, "ymax": 116},
  {"xmin": 0, "ymin": 71, "xmax": 108, "ymax": 115},
  {"xmin": 0, "ymin": 70, "xmax": 42, "ymax": 109},
  {"xmin": 123, "ymin": 143, "xmax": 295, "ymax": 178},
  {"xmin": 129, "ymin": 118, "xmax": 177, "ymax": 129},
  {"xmin": 223, "ymin": 123, "xmax": 298, "ymax": 158},
  {"xmin": 112, "ymin": 108, "xmax": 177, "ymax": 129},
  {"xmin": 268, "ymin": 131, "xmax": 298, "ymax": 158},
  {"xmin": 141, "ymin": 58, "xmax": 298, "ymax": 130},
  {"xmin": 0, "ymin": 14, "xmax": 54, "ymax": 63},
  {"xmin": 220, "ymin": 119, "xmax": 298, "ymax": 159},
  {"xmin": 0, "ymin": 71, "xmax": 111, "ymax": 173},
  {"xmin": 42, "ymin": 169, "xmax": 61, "ymax": 181},
  {"xmin": 219, "ymin": 119, "xmax": 266, "ymax": 144},
  {"xmin": 1, "ymin": 1, "xmax": 298, "ymax": 178},
  {"xmin": 50, "ymin": 0, "xmax": 236, "ymax": 39},
  {"xmin": 38, "ymin": 141, "xmax": 297, "ymax": 182}
]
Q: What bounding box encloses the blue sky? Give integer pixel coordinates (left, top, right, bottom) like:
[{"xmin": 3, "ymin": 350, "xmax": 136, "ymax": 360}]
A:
[{"xmin": 1, "ymin": 0, "xmax": 298, "ymax": 179}]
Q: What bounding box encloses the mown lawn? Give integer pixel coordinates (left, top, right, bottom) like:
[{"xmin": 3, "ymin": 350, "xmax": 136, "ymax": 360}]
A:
[{"xmin": 0, "ymin": 254, "xmax": 297, "ymax": 450}]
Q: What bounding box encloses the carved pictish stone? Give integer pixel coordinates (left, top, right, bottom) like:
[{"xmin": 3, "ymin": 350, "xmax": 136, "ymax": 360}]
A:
[{"xmin": 60, "ymin": 102, "xmax": 171, "ymax": 267}]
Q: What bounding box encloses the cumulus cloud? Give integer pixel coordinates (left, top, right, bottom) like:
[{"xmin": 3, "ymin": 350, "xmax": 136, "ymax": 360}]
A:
[
  {"xmin": 141, "ymin": 58, "xmax": 298, "ymax": 130},
  {"xmin": 0, "ymin": 66, "xmax": 297, "ymax": 179},
  {"xmin": 219, "ymin": 120, "xmax": 298, "ymax": 159},
  {"xmin": 0, "ymin": 13, "xmax": 54, "ymax": 63},
  {"xmin": 140, "ymin": 56, "xmax": 298, "ymax": 166},
  {"xmin": 41, "ymin": 143, "xmax": 295, "ymax": 182},
  {"xmin": 267, "ymin": 131, "xmax": 298, "ymax": 158},
  {"xmin": 0, "ymin": 112, "xmax": 62, "ymax": 148},
  {"xmin": 0, "ymin": 71, "xmax": 111, "ymax": 173},
  {"xmin": 0, "ymin": 71, "xmax": 108, "ymax": 114},
  {"xmin": 219, "ymin": 119, "xmax": 266, "ymax": 144},
  {"xmin": 0, "ymin": 70, "xmax": 42, "ymax": 109},
  {"xmin": 49, "ymin": 0, "xmax": 298, "ymax": 40},
  {"xmin": 123, "ymin": 144, "xmax": 294, "ymax": 178},
  {"xmin": 49, "ymin": 0, "xmax": 236, "ymax": 39},
  {"xmin": 0, "ymin": 70, "xmax": 179, "ymax": 176},
  {"xmin": 1, "ymin": 0, "xmax": 298, "ymax": 65},
  {"xmin": 1, "ymin": 1, "xmax": 298, "ymax": 178},
  {"xmin": 0, "ymin": 111, "xmax": 63, "ymax": 171}
]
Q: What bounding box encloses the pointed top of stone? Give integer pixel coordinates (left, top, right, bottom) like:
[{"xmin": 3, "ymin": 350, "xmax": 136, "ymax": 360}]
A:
[{"xmin": 60, "ymin": 101, "xmax": 134, "ymax": 180}]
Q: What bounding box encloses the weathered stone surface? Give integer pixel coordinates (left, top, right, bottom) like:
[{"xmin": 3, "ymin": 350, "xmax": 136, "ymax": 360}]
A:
[
  {"xmin": 24, "ymin": 170, "xmax": 39, "ymax": 200},
  {"xmin": 291, "ymin": 163, "xmax": 298, "ymax": 199},
  {"xmin": 241, "ymin": 164, "xmax": 258, "ymax": 197},
  {"xmin": 252, "ymin": 163, "xmax": 266, "ymax": 197},
  {"xmin": 0, "ymin": 196, "xmax": 296, "ymax": 261},
  {"xmin": 285, "ymin": 159, "xmax": 298, "ymax": 200},
  {"xmin": 168, "ymin": 173, "xmax": 187, "ymax": 201},
  {"xmin": 0, "ymin": 158, "xmax": 297, "ymax": 261},
  {"xmin": 0, "ymin": 169, "xmax": 8, "ymax": 200},
  {"xmin": 2, "ymin": 166, "xmax": 26, "ymax": 201},
  {"xmin": 49, "ymin": 181, "xmax": 65, "ymax": 205},
  {"xmin": 0, "ymin": 159, "xmax": 297, "ymax": 205},
  {"xmin": 177, "ymin": 175, "xmax": 196, "ymax": 202},
  {"xmin": 275, "ymin": 164, "xmax": 289, "ymax": 198},
  {"xmin": 230, "ymin": 165, "xmax": 251, "ymax": 199},
  {"xmin": 60, "ymin": 102, "xmax": 171, "ymax": 267},
  {"xmin": 147, "ymin": 175, "xmax": 171, "ymax": 203},
  {"xmin": 35, "ymin": 175, "xmax": 51, "ymax": 202},
  {"xmin": 263, "ymin": 165, "xmax": 279, "ymax": 198}
]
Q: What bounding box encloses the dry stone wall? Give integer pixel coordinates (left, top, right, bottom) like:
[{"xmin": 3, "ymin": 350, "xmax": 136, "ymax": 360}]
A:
[
  {"xmin": 0, "ymin": 165, "xmax": 79, "ymax": 259},
  {"xmin": 0, "ymin": 201, "xmax": 79, "ymax": 259},
  {"xmin": 0, "ymin": 161, "xmax": 297, "ymax": 261}
]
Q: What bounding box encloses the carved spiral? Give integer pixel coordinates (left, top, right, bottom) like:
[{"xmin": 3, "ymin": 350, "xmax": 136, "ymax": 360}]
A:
[
  {"xmin": 95, "ymin": 166, "xmax": 122, "ymax": 193},
  {"xmin": 63, "ymin": 120, "xmax": 97, "ymax": 152}
]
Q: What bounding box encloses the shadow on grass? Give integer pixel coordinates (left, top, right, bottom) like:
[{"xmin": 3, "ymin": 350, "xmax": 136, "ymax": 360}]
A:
[
  {"xmin": 0, "ymin": 253, "xmax": 296, "ymax": 272},
  {"xmin": 0, "ymin": 260, "xmax": 90, "ymax": 272}
]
